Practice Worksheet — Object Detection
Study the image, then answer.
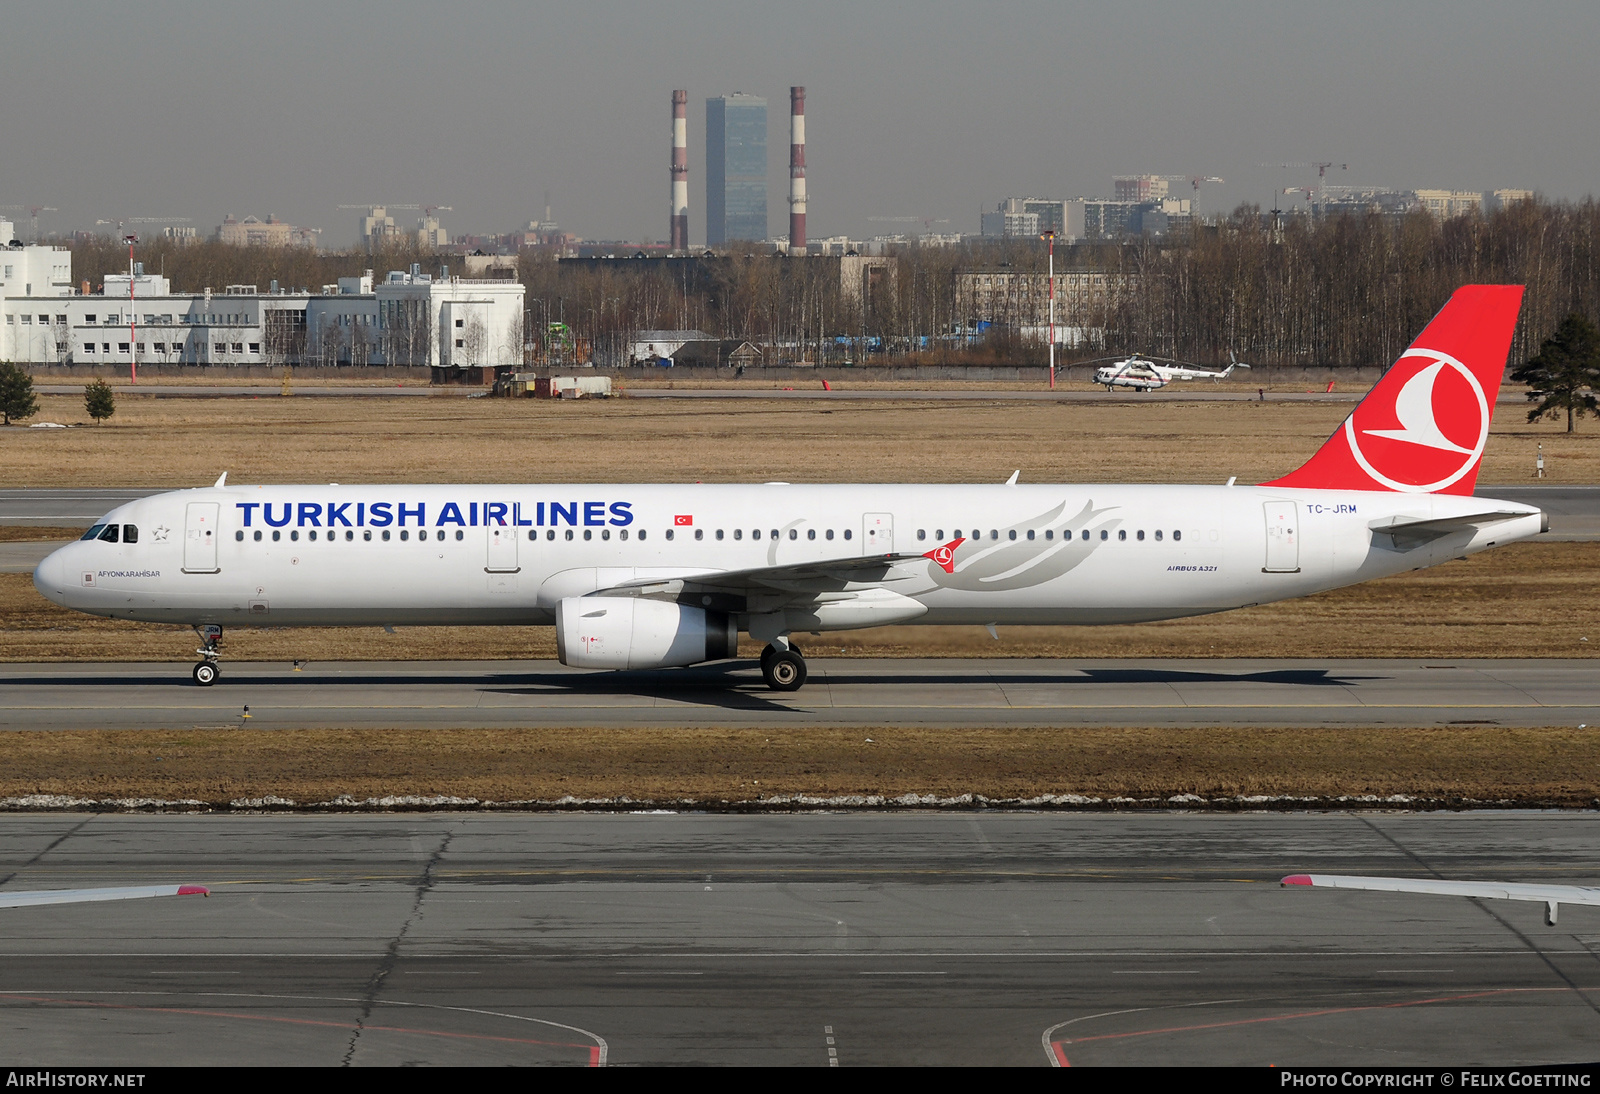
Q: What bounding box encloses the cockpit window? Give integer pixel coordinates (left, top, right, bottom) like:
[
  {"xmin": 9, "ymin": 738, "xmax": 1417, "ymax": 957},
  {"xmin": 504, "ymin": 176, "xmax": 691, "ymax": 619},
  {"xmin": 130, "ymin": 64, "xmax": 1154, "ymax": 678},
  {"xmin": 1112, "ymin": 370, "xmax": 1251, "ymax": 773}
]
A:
[
  {"xmin": 122, "ymin": 524, "xmax": 138, "ymax": 544},
  {"xmin": 97, "ymin": 524, "xmax": 120, "ymax": 543},
  {"xmin": 80, "ymin": 524, "xmax": 105, "ymax": 541}
]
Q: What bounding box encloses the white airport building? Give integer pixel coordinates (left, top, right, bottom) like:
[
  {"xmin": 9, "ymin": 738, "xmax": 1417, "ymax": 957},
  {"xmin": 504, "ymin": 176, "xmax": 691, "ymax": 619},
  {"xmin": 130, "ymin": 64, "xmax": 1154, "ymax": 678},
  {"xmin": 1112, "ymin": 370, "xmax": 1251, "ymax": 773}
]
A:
[{"xmin": 0, "ymin": 223, "xmax": 524, "ymax": 374}]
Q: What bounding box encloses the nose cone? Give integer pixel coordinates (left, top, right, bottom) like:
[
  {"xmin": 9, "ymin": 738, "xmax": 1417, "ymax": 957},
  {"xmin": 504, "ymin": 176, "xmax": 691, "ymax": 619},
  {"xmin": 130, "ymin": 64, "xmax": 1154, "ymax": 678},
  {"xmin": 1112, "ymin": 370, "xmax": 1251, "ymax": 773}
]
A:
[{"xmin": 32, "ymin": 545, "xmax": 70, "ymax": 607}]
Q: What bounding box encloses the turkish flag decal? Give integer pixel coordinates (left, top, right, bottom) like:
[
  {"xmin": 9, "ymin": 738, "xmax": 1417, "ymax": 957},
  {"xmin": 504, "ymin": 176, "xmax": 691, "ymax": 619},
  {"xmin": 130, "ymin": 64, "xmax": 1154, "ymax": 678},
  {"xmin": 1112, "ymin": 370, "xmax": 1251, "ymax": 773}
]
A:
[{"xmin": 674, "ymin": 514, "xmax": 693, "ymax": 526}]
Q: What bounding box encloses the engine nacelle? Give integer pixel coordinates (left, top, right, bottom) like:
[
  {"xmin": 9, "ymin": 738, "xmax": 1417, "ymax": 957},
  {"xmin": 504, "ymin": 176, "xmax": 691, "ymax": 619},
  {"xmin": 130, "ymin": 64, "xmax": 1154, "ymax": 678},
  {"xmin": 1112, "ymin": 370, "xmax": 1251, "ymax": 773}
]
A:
[{"xmin": 556, "ymin": 596, "xmax": 737, "ymax": 670}]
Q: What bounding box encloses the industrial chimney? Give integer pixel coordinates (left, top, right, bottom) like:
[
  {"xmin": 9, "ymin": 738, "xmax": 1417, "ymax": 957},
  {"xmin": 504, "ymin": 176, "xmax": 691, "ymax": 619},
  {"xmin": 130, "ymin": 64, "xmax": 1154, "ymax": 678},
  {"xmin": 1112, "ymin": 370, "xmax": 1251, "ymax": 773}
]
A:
[
  {"xmin": 670, "ymin": 90, "xmax": 689, "ymax": 251},
  {"xmin": 788, "ymin": 86, "xmax": 806, "ymax": 256}
]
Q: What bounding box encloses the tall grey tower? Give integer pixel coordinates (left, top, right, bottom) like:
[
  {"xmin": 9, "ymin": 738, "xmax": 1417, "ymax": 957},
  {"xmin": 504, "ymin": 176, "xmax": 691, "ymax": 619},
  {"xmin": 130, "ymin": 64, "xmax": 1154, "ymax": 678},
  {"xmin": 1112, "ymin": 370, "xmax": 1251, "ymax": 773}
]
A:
[{"xmin": 706, "ymin": 93, "xmax": 767, "ymax": 246}]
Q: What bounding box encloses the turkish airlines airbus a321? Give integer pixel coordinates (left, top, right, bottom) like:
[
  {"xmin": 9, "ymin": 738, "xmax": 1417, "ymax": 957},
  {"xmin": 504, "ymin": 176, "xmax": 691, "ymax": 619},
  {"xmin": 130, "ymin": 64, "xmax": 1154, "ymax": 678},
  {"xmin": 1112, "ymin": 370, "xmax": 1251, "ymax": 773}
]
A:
[{"xmin": 34, "ymin": 284, "xmax": 1543, "ymax": 692}]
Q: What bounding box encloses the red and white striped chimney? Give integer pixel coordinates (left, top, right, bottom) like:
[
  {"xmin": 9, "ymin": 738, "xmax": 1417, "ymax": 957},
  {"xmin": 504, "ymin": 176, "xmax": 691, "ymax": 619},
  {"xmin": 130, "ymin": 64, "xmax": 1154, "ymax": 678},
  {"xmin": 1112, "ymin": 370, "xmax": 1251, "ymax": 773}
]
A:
[
  {"xmin": 670, "ymin": 89, "xmax": 688, "ymax": 251},
  {"xmin": 788, "ymin": 86, "xmax": 806, "ymax": 256}
]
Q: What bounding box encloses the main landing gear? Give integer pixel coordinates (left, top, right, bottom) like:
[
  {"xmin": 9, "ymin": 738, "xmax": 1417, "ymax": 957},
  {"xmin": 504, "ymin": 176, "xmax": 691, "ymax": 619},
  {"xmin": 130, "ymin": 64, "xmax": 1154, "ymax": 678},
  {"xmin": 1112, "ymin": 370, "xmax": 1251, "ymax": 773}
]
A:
[
  {"xmin": 192, "ymin": 625, "xmax": 222, "ymax": 687},
  {"xmin": 760, "ymin": 641, "xmax": 807, "ymax": 692}
]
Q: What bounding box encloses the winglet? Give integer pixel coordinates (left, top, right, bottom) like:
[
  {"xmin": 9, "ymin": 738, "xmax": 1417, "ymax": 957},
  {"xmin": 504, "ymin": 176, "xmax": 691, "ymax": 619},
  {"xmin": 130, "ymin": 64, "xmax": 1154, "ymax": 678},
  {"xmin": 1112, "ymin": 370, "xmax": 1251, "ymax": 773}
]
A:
[
  {"xmin": 177, "ymin": 885, "xmax": 211, "ymax": 897},
  {"xmin": 1280, "ymin": 874, "xmax": 1315, "ymax": 887},
  {"xmin": 213, "ymin": 472, "xmax": 228, "ymax": 488}
]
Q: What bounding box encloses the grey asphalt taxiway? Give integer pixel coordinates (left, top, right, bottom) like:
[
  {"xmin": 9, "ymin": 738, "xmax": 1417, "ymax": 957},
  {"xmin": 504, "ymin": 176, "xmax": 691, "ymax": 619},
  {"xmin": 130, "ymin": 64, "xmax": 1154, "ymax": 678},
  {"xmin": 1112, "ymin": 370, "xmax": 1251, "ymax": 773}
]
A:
[
  {"xmin": 0, "ymin": 658, "xmax": 1596, "ymax": 730},
  {"xmin": 2, "ymin": 811, "xmax": 1598, "ymax": 1066}
]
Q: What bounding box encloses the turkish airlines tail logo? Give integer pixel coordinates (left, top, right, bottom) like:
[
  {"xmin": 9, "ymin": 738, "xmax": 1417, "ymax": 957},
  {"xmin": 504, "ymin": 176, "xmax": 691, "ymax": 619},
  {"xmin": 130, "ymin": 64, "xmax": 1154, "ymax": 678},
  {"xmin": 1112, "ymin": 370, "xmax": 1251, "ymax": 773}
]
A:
[
  {"xmin": 1264, "ymin": 284, "xmax": 1524, "ymax": 496},
  {"xmin": 923, "ymin": 537, "xmax": 965, "ymax": 573}
]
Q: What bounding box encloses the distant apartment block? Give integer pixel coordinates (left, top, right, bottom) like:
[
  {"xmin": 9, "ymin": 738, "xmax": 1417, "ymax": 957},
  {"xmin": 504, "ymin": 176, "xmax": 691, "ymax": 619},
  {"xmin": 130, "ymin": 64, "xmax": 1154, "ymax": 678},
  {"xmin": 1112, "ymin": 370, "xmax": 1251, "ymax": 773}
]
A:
[
  {"xmin": 985, "ymin": 195, "xmax": 1192, "ymax": 241},
  {"xmin": 1414, "ymin": 190, "xmax": 1487, "ymax": 219},
  {"xmin": 707, "ymin": 94, "xmax": 768, "ymax": 245},
  {"xmin": 216, "ymin": 214, "xmax": 318, "ymax": 248},
  {"xmin": 1114, "ymin": 175, "xmax": 1171, "ymax": 203},
  {"xmin": 956, "ymin": 268, "xmax": 1127, "ymax": 333}
]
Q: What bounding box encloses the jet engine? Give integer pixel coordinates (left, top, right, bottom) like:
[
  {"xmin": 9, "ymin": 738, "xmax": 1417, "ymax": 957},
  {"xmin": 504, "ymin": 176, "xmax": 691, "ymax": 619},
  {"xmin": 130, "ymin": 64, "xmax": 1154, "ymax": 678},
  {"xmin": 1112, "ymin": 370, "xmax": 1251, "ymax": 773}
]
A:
[{"xmin": 556, "ymin": 596, "xmax": 737, "ymax": 670}]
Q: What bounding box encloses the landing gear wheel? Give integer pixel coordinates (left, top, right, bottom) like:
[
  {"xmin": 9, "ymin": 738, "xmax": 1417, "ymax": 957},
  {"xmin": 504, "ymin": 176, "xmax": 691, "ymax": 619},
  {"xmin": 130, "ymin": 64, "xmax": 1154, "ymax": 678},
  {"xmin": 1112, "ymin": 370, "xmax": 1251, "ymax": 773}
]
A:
[
  {"xmin": 762, "ymin": 648, "xmax": 807, "ymax": 692},
  {"xmin": 193, "ymin": 661, "xmax": 218, "ymax": 687}
]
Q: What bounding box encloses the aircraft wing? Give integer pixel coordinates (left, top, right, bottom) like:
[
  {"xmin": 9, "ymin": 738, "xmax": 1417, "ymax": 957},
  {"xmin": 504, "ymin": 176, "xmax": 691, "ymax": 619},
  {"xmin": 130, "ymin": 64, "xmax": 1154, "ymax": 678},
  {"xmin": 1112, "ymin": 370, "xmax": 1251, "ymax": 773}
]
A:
[
  {"xmin": 598, "ymin": 550, "xmax": 928, "ymax": 601},
  {"xmin": 1282, "ymin": 874, "xmax": 1600, "ymax": 925},
  {"xmin": 0, "ymin": 884, "xmax": 210, "ymax": 909},
  {"xmin": 1367, "ymin": 510, "xmax": 1537, "ymax": 547}
]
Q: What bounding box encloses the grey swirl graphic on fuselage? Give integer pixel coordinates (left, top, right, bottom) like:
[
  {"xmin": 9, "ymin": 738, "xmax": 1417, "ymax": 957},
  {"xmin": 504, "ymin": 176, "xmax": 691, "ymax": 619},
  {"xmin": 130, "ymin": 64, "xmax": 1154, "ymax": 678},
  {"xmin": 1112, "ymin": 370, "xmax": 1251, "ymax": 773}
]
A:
[{"xmin": 930, "ymin": 499, "xmax": 1121, "ymax": 593}]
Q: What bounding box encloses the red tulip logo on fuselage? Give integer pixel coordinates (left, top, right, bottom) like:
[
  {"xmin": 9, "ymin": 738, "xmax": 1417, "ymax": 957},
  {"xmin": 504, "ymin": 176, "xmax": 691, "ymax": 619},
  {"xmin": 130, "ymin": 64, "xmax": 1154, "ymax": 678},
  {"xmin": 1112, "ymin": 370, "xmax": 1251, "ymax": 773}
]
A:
[
  {"xmin": 1344, "ymin": 349, "xmax": 1489, "ymax": 492},
  {"xmin": 923, "ymin": 537, "xmax": 965, "ymax": 574}
]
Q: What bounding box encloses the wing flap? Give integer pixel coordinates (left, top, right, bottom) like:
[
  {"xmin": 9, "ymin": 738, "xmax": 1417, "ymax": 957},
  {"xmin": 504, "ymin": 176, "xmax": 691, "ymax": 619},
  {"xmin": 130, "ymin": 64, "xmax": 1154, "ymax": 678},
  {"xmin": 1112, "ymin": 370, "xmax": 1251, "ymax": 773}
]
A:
[{"xmin": 597, "ymin": 552, "xmax": 924, "ymax": 598}]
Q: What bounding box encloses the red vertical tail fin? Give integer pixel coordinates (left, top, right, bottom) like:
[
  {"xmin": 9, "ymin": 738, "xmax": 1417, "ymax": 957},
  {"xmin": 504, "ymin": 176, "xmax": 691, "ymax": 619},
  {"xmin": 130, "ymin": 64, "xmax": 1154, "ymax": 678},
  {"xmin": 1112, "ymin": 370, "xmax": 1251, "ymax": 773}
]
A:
[{"xmin": 1263, "ymin": 285, "xmax": 1524, "ymax": 495}]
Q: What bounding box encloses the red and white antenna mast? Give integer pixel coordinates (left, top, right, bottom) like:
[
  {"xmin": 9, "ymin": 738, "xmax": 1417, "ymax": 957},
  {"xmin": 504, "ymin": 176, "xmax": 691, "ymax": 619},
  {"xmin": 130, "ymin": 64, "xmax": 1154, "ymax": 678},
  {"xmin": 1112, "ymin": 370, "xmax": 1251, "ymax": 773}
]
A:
[
  {"xmin": 788, "ymin": 87, "xmax": 807, "ymax": 256},
  {"xmin": 124, "ymin": 234, "xmax": 138, "ymax": 385},
  {"xmin": 670, "ymin": 90, "xmax": 688, "ymax": 251},
  {"xmin": 1043, "ymin": 230, "xmax": 1056, "ymax": 390}
]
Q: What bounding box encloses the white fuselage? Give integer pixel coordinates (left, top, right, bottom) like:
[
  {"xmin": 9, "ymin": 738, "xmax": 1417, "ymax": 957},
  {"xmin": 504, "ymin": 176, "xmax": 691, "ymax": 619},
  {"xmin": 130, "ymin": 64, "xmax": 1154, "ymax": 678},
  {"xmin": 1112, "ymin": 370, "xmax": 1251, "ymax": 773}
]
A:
[{"xmin": 33, "ymin": 482, "xmax": 1543, "ymax": 632}]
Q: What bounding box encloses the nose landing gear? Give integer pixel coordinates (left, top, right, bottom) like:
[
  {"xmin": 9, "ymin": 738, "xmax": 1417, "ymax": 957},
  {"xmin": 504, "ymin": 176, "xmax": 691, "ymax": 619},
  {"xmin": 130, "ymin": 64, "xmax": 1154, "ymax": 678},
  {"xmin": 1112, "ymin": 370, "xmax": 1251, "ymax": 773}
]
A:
[
  {"xmin": 192, "ymin": 625, "xmax": 222, "ymax": 686},
  {"xmin": 760, "ymin": 642, "xmax": 807, "ymax": 692}
]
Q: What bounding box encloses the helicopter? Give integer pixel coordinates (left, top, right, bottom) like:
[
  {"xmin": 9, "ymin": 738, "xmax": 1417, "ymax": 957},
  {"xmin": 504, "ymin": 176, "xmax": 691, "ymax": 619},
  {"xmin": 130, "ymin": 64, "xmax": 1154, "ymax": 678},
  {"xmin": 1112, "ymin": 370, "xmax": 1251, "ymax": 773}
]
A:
[{"xmin": 1088, "ymin": 352, "xmax": 1251, "ymax": 391}]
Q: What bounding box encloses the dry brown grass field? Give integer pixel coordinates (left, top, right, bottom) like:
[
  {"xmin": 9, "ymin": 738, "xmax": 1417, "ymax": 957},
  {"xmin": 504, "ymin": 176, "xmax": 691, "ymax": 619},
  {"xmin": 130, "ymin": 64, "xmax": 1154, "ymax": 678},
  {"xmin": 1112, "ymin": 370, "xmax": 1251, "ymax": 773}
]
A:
[
  {"xmin": 3, "ymin": 388, "xmax": 1597, "ymax": 486},
  {"xmin": 2, "ymin": 725, "xmax": 1596, "ymax": 807}
]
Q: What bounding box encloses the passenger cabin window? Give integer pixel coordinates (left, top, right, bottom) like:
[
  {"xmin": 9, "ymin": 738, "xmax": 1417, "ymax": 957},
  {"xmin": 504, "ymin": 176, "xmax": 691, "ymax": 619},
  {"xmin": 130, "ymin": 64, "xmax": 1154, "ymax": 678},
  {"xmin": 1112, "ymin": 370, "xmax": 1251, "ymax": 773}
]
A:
[
  {"xmin": 694, "ymin": 529, "xmax": 704, "ymax": 540},
  {"xmin": 1137, "ymin": 530, "xmax": 1145, "ymax": 541},
  {"xmin": 843, "ymin": 529, "xmax": 852, "ymax": 540},
  {"xmin": 1118, "ymin": 530, "xmax": 1127, "ymax": 541},
  {"xmin": 1154, "ymin": 530, "xmax": 1163, "ymax": 541},
  {"xmin": 253, "ymin": 530, "xmax": 262, "ymax": 542},
  {"xmin": 807, "ymin": 529, "xmax": 815, "ymax": 540},
  {"xmin": 716, "ymin": 529, "xmax": 724, "ymax": 540},
  {"xmin": 1173, "ymin": 530, "xmax": 1182, "ymax": 541},
  {"xmin": 826, "ymin": 529, "xmax": 834, "ymax": 540}
]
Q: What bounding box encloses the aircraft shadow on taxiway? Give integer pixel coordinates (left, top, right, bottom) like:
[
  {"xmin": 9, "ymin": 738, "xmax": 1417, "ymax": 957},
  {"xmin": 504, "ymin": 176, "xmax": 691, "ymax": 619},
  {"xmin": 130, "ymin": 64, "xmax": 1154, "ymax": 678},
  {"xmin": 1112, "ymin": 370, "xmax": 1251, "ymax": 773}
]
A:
[{"xmin": 17, "ymin": 664, "xmax": 1378, "ymax": 697}]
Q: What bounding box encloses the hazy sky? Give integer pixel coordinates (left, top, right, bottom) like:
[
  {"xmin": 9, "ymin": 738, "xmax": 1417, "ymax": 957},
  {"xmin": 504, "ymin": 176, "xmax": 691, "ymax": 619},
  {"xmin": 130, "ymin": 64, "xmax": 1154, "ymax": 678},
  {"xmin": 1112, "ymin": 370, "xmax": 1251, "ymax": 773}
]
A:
[{"xmin": 3, "ymin": 1, "xmax": 1595, "ymax": 248}]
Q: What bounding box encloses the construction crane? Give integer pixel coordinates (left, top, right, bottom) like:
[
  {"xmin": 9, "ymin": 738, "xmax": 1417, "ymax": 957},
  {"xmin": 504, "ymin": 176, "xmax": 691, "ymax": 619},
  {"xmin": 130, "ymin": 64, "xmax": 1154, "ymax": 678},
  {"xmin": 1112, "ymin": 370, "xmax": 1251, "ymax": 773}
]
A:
[
  {"xmin": 1154, "ymin": 175, "xmax": 1224, "ymax": 193},
  {"xmin": 867, "ymin": 215, "xmax": 951, "ymax": 234},
  {"xmin": 337, "ymin": 203, "xmax": 420, "ymax": 211},
  {"xmin": 0, "ymin": 205, "xmax": 56, "ymax": 241},
  {"xmin": 423, "ymin": 205, "xmax": 453, "ymax": 218}
]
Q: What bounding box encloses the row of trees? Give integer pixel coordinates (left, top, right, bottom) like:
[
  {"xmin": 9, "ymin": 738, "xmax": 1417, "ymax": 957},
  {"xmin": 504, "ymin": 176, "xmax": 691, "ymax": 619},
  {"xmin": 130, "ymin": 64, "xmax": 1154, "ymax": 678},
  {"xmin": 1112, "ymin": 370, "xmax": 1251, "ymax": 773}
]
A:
[{"xmin": 59, "ymin": 196, "xmax": 1600, "ymax": 371}]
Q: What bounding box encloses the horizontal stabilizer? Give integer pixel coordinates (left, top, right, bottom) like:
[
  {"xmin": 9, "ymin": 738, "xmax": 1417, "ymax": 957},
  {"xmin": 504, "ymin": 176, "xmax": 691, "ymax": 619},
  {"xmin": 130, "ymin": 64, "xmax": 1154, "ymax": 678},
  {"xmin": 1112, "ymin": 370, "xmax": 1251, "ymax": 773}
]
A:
[
  {"xmin": 1367, "ymin": 509, "xmax": 1533, "ymax": 546},
  {"xmin": 1283, "ymin": 873, "xmax": 1600, "ymax": 925},
  {"xmin": 0, "ymin": 884, "xmax": 210, "ymax": 909}
]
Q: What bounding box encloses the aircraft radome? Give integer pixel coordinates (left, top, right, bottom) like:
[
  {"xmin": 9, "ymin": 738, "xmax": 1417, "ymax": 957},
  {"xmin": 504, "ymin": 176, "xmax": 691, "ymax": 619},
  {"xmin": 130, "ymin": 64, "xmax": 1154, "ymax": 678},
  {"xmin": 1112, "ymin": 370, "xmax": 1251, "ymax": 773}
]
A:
[{"xmin": 34, "ymin": 284, "xmax": 1543, "ymax": 692}]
